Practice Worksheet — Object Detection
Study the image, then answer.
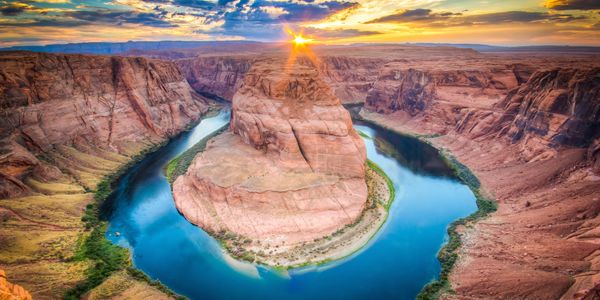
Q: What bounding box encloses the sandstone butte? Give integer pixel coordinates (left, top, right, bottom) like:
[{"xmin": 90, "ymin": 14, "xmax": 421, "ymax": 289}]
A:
[
  {"xmin": 166, "ymin": 45, "xmax": 600, "ymax": 299},
  {"xmin": 173, "ymin": 56, "xmax": 368, "ymax": 246},
  {"xmin": 1, "ymin": 44, "xmax": 600, "ymax": 299}
]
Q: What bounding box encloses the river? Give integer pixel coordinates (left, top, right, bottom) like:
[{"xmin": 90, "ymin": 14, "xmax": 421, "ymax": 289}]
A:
[{"xmin": 104, "ymin": 108, "xmax": 477, "ymax": 300}]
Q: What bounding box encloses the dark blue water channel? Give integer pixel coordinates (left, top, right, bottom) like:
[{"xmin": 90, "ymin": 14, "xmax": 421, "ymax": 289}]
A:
[{"xmin": 104, "ymin": 108, "xmax": 477, "ymax": 300}]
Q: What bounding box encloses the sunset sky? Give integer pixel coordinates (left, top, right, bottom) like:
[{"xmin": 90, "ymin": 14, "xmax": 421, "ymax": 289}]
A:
[{"xmin": 0, "ymin": 0, "xmax": 599, "ymax": 47}]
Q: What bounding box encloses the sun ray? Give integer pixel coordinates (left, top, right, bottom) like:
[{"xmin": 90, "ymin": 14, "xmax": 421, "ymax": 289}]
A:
[{"xmin": 282, "ymin": 25, "xmax": 321, "ymax": 77}]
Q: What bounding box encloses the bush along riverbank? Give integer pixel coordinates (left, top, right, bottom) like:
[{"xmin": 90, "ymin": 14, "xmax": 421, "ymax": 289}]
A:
[
  {"xmin": 165, "ymin": 123, "xmax": 229, "ymax": 183},
  {"xmin": 346, "ymin": 108, "xmax": 497, "ymax": 300},
  {"xmin": 59, "ymin": 103, "xmax": 228, "ymax": 299},
  {"xmin": 63, "ymin": 141, "xmax": 184, "ymax": 299},
  {"xmin": 166, "ymin": 140, "xmax": 396, "ymax": 270},
  {"xmin": 417, "ymin": 151, "xmax": 497, "ymax": 300},
  {"xmin": 417, "ymin": 150, "xmax": 498, "ymax": 300}
]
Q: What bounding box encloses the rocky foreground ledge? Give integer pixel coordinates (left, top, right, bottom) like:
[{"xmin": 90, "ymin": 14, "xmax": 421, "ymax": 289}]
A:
[
  {"xmin": 0, "ymin": 51, "xmax": 211, "ymax": 298},
  {"xmin": 172, "ymin": 56, "xmax": 393, "ymax": 266}
]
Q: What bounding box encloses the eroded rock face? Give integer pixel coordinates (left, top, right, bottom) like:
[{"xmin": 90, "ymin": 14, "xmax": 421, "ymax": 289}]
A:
[
  {"xmin": 177, "ymin": 56, "xmax": 253, "ymax": 100},
  {"xmin": 176, "ymin": 54, "xmax": 383, "ymax": 103},
  {"xmin": 230, "ymin": 59, "xmax": 366, "ymax": 177},
  {"xmin": 173, "ymin": 57, "xmax": 367, "ymax": 245},
  {"xmin": 589, "ymin": 138, "xmax": 600, "ymax": 174},
  {"xmin": 365, "ymin": 67, "xmax": 519, "ymax": 115},
  {"xmin": 0, "ymin": 51, "xmax": 209, "ymax": 198},
  {"xmin": 0, "ymin": 270, "xmax": 32, "ymax": 300},
  {"xmin": 497, "ymin": 68, "xmax": 600, "ymax": 149},
  {"xmin": 358, "ymin": 55, "xmax": 600, "ymax": 298}
]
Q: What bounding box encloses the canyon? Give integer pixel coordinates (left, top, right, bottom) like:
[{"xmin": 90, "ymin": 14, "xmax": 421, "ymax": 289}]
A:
[
  {"xmin": 172, "ymin": 55, "xmax": 380, "ymax": 266},
  {"xmin": 0, "ymin": 44, "xmax": 599, "ymax": 299},
  {"xmin": 169, "ymin": 45, "xmax": 600, "ymax": 298},
  {"xmin": 0, "ymin": 51, "xmax": 211, "ymax": 298}
]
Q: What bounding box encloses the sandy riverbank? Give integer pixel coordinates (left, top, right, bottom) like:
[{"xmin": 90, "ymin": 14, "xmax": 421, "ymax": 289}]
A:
[{"xmin": 188, "ymin": 159, "xmax": 393, "ymax": 269}]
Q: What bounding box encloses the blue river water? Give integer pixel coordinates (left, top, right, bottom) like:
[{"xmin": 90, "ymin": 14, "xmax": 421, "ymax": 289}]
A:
[{"xmin": 104, "ymin": 108, "xmax": 477, "ymax": 300}]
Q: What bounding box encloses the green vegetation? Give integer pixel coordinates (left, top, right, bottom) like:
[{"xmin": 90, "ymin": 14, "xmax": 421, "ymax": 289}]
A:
[
  {"xmin": 357, "ymin": 130, "xmax": 371, "ymax": 139},
  {"xmin": 417, "ymin": 151, "xmax": 497, "ymax": 300},
  {"xmin": 366, "ymin": 159, "xmax": 395, "ymax": 210},
  {"xmin": 165, "ymin": 123, "xmax": 229, "ymax": 183},
  {"xmin": 127, "ymin": 268, "xmax": 185, "ymax": 299},
  {"xmin": 351, "ymin": 114, "xmax": 496, "ymax": 300},
  {"xmin": 64, "ymin": 224, "xmax": 129, "ymax": 299},
  {"xmin": 63, "ymin": 141, "xmax": 181, "ymax": 299}
]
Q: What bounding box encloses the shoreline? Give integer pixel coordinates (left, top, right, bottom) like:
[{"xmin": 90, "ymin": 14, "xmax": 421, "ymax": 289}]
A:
[
  {"xmin": 65, "ymin": 104, "xmax": 224, "ymax": 299},
  {"xmin": 242, "ymin": 159, "xmax": 394, "ymax": 269},
  {"xmin": 355, "ymin": 108, "xmax": 497, "ymax": 299},
  {"xmin": 167, "ymin": 127, "xmax": 396, "ymax": 269}
]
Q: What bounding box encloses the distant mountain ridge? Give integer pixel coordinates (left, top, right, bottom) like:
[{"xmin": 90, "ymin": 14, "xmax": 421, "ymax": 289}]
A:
[
  {"xmin": 2, "ymin": 40, "xmax": 600, "ymax": 55},
  {"xmin": 0, "ymin": 40, "xmax": 263, "ymax": 55},
  {"xmin": 407, "ymin": 43, "xmax": 600, "ymax": 53}
]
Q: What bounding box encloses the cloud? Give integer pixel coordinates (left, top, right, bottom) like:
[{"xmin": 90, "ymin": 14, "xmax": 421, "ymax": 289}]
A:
[
  {"xmin": 1, "ymin": 0, "xmax": 599, "ymax": 46},
  {"xmin": 0, "ymin": 18, "xmax": 85, "ymax": 27},
  {"xmin": 65, "ymin": 9, "xmax": 175, "ymax": 27},
  {"xmin": 545, "ymin": 0, "xmax": 600, "ymax": 10},
  {"xmin": 28, "ymin": 0, "xmax": 72, "ymax": 3},
  {"xmin": 366, "ymin": 8, "xmax": 460, "ymax": 23},
  {"xmin": 308, "ymin": 0, "xmax": 445, "ymax": 29},
  {"xmin": 171, "ymin": 0, "xmax": 217, "ymax": 9},
  {"xmin": 302, "ymin": 27, "xmax": 381, "ymax": 38},
  {"xmin": 0, "ymin": 2, "xmax": 41, "ymax": 16},
  {"xmin": 259, "ymin": 6, "xmax": 288, "ymax": 18},
  {"xmin": 0, "ymin": 4, "xmax": 26, "ymax": 16},
  {"xmin": 367, "ymin": 9, "xmax": 586, "ymax": 26},
  {"xmin": 463, "ymin": 11, "xmax": 585, "ymax": 24}
]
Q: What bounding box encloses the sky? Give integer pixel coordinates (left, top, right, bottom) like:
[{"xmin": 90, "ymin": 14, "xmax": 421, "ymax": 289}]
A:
[{"xmin": 0, "ymin": 0, "xmax": 599, "ymax": 47}]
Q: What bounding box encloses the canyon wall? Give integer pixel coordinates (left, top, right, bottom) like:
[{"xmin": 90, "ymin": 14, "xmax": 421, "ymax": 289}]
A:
[
  {"xmin": 177, "ymin": 56, "xmax": 254, "ymax": 101},
  {"xmin": 0, "ymin": 51, "xmax": 209, "ymax": 198},
  {"xmin": 176, "ymin": 54, "xmax": 383, "ymax": 103},
  {"xmin": 173, "ymin": 56, "xmax": 367, "ymax": 245},
  {"xmin": 359, "ymin": 58, "xmax": 600, "ymax": 298},
  {"xmin": 0, "ymin": 51, "xmax": 209, "ymax": 298},
  {"xmin": 496, "ymin": 68, "xmax": 600, "ymax": 152}
]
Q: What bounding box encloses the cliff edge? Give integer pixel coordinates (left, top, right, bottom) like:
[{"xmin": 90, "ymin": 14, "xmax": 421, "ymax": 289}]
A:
[{"xmin": 173, "ymin": 56, "xmax": 367, "ymax": 247}]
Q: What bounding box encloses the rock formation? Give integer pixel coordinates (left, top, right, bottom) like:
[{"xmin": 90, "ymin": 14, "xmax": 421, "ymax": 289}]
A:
[
  {"xmin": 177, "ymin": 56, "xmax": 254, "ymax": 100},
  {"xmin": 0, "ymin": 51, "xmax": 209, "ymax": 197},
  {"xmin": 176, "ymin": 53, "xmax": 383, "ymax": 103},
  {"xmin": 365, "ymin": 67, "xmax": 519, "ymax": 115},
  {"xmin": 0, "ymin": 51, "xmax": 211, "ymax": 299},
  {"xmin": 173, "ymin": 56, "xmax": 367, "ymax": 245},
  {"xmin": 359, "ymin": 61, "xmax": 600, "ymax": 298},
  {"xmin": 494, "ymin": 68, "xmax": 600, "ymax": 158},
  {"xmin": 0, "ymin": 270, "xmax": 32, "ymax": 300}
]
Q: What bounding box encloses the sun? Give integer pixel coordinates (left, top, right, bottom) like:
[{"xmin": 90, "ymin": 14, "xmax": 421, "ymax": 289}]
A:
[
  {"xmin": 293, "ymin": 34, "xmax": 313, "ymax": 46},
  {"xmin": 282, "ymin": 26, "xmax": 320, "ymax": 73}
]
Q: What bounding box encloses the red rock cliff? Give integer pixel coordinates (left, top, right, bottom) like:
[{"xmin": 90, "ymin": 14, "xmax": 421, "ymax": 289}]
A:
[
  {"xmin": 0, "ymin": 51, "xmax": 209, "ymax": 198},
  {"xmin": 173, "ymin": 56, "xmax": 367, "ymax": 245},
  {"xmin": 176, "ymin": 54, "xmax": 383, "ymax": 103}
]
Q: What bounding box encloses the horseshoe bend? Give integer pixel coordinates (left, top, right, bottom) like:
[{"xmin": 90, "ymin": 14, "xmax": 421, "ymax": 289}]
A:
[
  {"xmin": 171, "ymin": 57, "xmax": 390, "ymax": 266},
  {"xmin": 1, "ymin": 6, "xmax": 600, "ymax": 299}
]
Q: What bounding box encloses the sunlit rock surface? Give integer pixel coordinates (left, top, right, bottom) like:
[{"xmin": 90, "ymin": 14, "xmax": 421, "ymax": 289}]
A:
[{"xmin": 173, "ymin": 57, "xmax": 367, "ymax": 245}]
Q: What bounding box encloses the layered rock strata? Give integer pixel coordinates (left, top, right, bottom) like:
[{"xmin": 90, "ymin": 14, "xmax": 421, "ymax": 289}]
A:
[
  {"xmin": 177, "ymin": 56, "xmax": 253, "ymax": 100},
  {"xmin": 176, "ymin": 53, "xmax": 384, "ymax": 103},
  {"xmin": 0, "ymin": 51, "xmax": 209, "ymax": 298},
  {"xmin": 0, "ymin": 51, "xmax": 209, "ymax": 197},
  {"xmin": 360, "ymin": 67, "xmax": 600, "ymax": 299},
  {"xmin": 173, "ymin": 57, "xmax": 367, "ymax": 245}
]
